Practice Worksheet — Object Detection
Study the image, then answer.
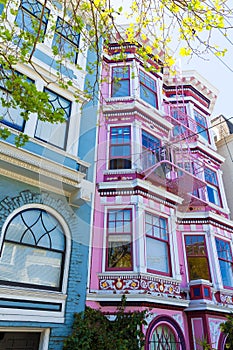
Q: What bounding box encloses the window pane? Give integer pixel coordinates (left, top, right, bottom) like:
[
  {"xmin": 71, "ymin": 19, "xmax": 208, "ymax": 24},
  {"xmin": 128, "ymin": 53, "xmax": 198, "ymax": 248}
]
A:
[
  {"xmin": 145, "ymin": 213, "xmax": 167, "ymax": 240},
  {"xmin": 142, "ymin": 131, "xmax": 161, "ymax": 170},
  {"xmin": 0, "ymin": 73, "xmax": 33, "ymax": 131},
  {"xmin": 139, "ymin": 71, "xmax": 157, "ymax": 108},
  {"xmin": 215, "ymin": 238, "xmax": 233, "ymax": 287},
  {"xmin": 112, "ymin": 67, "xmax": 130, "ymax": 97},
  {"xmin": 142, "ymin": 131, "xmax": 160, "ymax": 150},
  {"xmin": 196, "ymin": 124, "xmax": 209, "ymax": 141},
  {"xmin": 140, "ymin": 71, "xmax": 156, "ymax": 90},
  {"xmin": 185, "ymin": 235, "xmax": 211, "ymax": 281},
  {"xmin": 150, "ymin": 325, "xmax": 178, "ymax": 350},
  {"xmin": 52, "ymin": 17, "xmax": 80, "ymax": 64},
  {"xmin": 185, "ymin": 235, "xmax": 206, "ymax": 255},
  {"xmin": 204, "ymin": 168, "xmax": 218, "ymax": 185},
  {"xmin": 0, "ymin": 242, "xmax": 62, "ymax": 288},
  {"xmin": 111, "ymin": 145, "xmax": 130, "ymax": 157},
  {"xmin": 219, "ymin": 260, "xmax": 233, "ymax": 287},
  {"xmin": 188, "ymin": 257, "xmax": 210, "ymax": 280},
  {"xmin": 108, "ymin": 241, "xmax": 132, "ymax": 268},
  {"xmin": 35, "ymin": 89, "xmax": 71, "ymax": 149},
  {"xmin": 194, "ymin": 110, "xmax": 209, "ymax": 141},
  {"xmin": 207, "ymin": 185, "xmax": 220, "ymax": 205},
  {"xmin": 140, "ymin": 85, "xmax": 156, "ymax": 107},
  {"xmin": 112, "ymin": 80, "xmax": 130, "ymax": 97},
  {"xmin": 113, "ymin": 67, "xmax": 129, "ymax": 79},
  {"xmin": 0, "ymin": 91, "xmax": 25, "ymax": 130},
  {"xmin": 216, "ymin": 239, "xmax": 232, "ymax": 260},
  {"xmin": 194, "ymin": 110, "xmax": 207, "ymax": 127},
  {"xmin": 35, "ymin": 120, "xmax": 68, "ymax": 148},
  {"xmin": 15, "ymin": 0, "xmax": 49, "ymax": 35},
  {"xmin": 109, "ymin": 158, "xmax": 131, "ymax": 169},
  {"xmin": 5, "ymin": 209, "xmax": 65, "ymax": 251},
  {"xmin": 146, "ymin": 237, "xmax": 169, "ymax": 273},
  {"xmin": 107, "ymin": 209, "xmax": 132, "ymax": 270}
]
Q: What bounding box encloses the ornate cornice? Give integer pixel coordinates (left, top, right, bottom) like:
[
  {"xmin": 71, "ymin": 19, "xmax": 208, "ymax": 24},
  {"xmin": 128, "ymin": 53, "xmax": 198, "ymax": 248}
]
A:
[
  {"xmin": 0, "ymin": 141, "xmax": 92, "ymax": 197},
  {"xmin": 98, "ymin": 178, "xmax": 183, "ymax": 208},
  {"xmin": 177, "ymin": 214, "xmax": 233, "ymax": 233},
  {"xmin": 102, "ymin": 100, "xmax": 172, "ymax": 133}
]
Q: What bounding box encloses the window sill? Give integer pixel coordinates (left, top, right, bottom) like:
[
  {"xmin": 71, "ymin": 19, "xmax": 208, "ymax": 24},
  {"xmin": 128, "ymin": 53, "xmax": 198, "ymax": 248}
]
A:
[{"xmin": 0, "ymin": 285, "xmax": 67, "ymax": 323}]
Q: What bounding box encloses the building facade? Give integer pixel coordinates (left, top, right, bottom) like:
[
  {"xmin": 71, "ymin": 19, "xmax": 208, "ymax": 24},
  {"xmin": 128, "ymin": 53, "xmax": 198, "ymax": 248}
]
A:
[
  {"xmin": 87, "ymin": 41, "xmax": 233, "ymax": 349},
  {"xmin": 0, "ymin": 1, "xmax": 95, "ymax": 349}
]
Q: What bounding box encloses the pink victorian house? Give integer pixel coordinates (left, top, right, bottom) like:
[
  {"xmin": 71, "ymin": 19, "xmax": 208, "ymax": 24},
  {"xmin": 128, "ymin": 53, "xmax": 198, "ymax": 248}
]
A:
[{"xmin": 87, "ymin": 41, "xmax": 233, "ymax": 349}]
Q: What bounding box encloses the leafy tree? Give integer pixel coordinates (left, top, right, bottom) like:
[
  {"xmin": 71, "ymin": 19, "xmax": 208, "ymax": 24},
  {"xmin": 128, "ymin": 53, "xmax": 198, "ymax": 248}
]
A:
[
  {"xmin": 0, "ymin": 0, "xmax": 232, "ymax": 144},
  {"xmin": 220, "ymin": 314, "xmax": 233, "ymax": 349},
  {"xmin": 63, "ymin": 295, "xmax": 147, "ymax": 350}
]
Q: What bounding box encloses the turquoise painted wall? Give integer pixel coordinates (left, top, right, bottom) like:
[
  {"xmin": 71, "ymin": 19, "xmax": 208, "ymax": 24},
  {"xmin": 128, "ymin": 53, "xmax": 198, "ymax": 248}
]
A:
[{"xmin": 0, "ymin": 175, "xmax": 90, "ymax": 349}]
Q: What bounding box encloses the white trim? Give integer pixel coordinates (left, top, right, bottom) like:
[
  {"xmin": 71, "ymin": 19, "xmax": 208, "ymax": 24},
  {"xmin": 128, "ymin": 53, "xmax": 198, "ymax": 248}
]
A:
[
  {"xmin": 0, "ymin": 311, "xmax": 64, "ymax": 323},
  {"xmin": 86, "ymin": 292, "xmax": 188, "ymax": 307}
]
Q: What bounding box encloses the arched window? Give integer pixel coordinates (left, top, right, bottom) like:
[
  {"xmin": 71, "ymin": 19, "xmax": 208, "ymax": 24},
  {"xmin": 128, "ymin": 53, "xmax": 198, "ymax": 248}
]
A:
[
  {"xmin": 0, "ymin": 208, "xmax": 65, "ymax": 291},
  {"xmin": 149, "ymin": 324, "xmax": 181, "ymax": 349},
  {"xmin": 146, "ymin": 316, "xmax": 186, "ymax": 350}
]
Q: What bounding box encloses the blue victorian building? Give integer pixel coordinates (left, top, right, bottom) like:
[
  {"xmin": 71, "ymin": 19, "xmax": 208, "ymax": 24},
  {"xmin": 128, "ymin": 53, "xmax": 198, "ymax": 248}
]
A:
[{"xmin": 0, "ymin": 0, "xmax": 96, "ymax": 348}]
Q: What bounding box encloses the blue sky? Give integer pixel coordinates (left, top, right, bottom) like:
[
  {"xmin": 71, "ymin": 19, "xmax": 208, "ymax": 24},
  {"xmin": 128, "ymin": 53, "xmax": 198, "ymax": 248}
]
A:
[{"xmin": 180, "ymin": 34, "xmax": 233, "ymax": 118}]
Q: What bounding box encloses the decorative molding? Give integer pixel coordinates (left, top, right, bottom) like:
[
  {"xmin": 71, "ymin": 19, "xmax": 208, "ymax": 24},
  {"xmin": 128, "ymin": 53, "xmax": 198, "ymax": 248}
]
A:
[
  {"xmin": 144, "ymin": 312, "xmax": 158, "ymax": 328},
  {"xmin": 215, "ymin": 291, "xmax": 233, "ymax": 306},
  {"xmin": 0, "ymin": 142, "xmax": 93, "ymax": 198},
  {"xmin": 98, "ymin": 186, "xmax": 177, "ymax": 208},
  {"xmin": 102, "ymin": 100, "xmax": 172, "ymax": 133},
  {"xmin": 0, "ymin": 190, "xmax": 77, "ymax": 228},
  {"xmin": 177, "ymin": 217, "xmax": 233, "ymax": 233},
  {"xmin": 0, "ymin": 143, "xmax": 85, "ymax": 181},
  {"xmin": 98, "ymin": 273, "xmax": 182, "ymax": 299},
  {"xmin": 172, "ymin": 314, "xmax": 184, "ymax": 332},
  {"xmin": 98, "ymin": 178, "xmax": 183, "ymax": 208},
  {"xmin": 209, "ymin": 318, "xmax": 223, "ymax": 348},
  {"xmin": 0, "ymin": 168, "xmax": 71, "ymax": 197}
]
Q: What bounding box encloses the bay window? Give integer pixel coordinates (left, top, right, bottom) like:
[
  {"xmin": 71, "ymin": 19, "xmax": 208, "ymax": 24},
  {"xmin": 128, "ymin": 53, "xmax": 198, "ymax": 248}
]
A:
[
  {"xmin": 111, "ymin": 66, "xmax": 130, "ymax": 97},
  {"xmin": 106, "ymin": 209, "xmax": 132, "ymax": 270},
  {"xmin": 215, "ymin": 238, "xmax": 233, "ymax": 288},
  {"xmin": 204, "ymin": 168, "xmax": 221, "ymax": 206},
  {"xmin": 185, "ymin": 235, "xmax": 211, "ymax": 281},
  {"xmin": 139, "ymin": 71, "xmax": 158, "ymax": 108},
  {"xmin": 109, "ymin": 126, "xmax": 131, "ymax": 169},
  {"xmin": 145, "ymin": 212, "xmax": 170, "ymax": 275},
  {"xmin": 35, "ymin": 88, "xmax": 71, "ymax": 149}
]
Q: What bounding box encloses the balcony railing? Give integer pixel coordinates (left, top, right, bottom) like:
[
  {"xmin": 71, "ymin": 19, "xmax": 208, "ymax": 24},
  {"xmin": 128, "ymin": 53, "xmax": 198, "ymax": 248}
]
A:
[{"xmin": 141, "ymin": 144, "xmax": 206, "ymax": 199}]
